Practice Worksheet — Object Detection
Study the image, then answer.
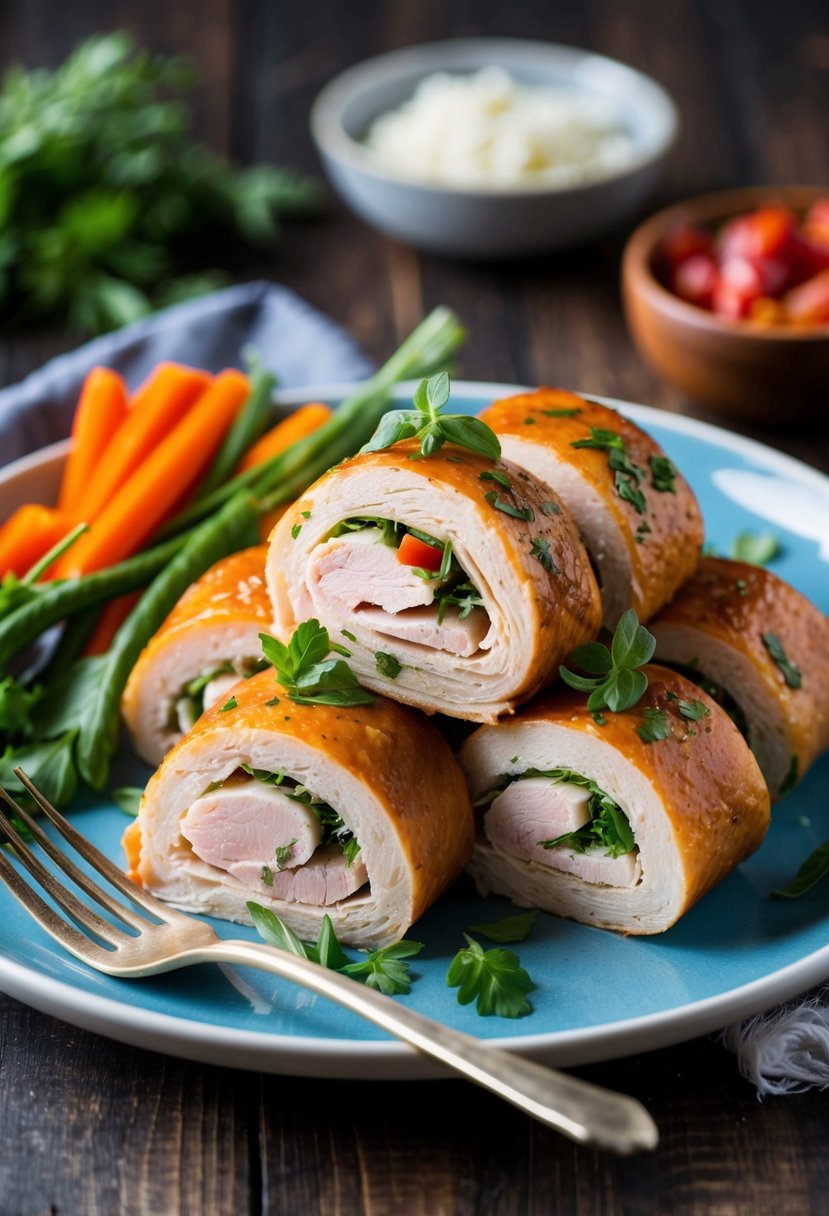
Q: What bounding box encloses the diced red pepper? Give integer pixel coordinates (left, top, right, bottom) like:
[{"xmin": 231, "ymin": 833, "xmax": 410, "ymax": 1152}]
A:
[
  {"xmin": 397, "ymin": 532, "xmax": 443, "ymax": 570},
  {"xmin": 659, "ymin": 222, "xmax": 712, "ymax": 269},
  {"xmin": 719, "ymin": 205, "xmax": 797, "ymax": 262}
]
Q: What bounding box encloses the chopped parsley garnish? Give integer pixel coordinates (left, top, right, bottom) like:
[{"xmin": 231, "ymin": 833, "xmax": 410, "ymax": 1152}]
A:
[
  {"xmin": 360, "ymin": 372, "xmax": 501, "ymax": 462},
  {"xmin": 261, "ymin": 864, "xmax": 274, "ymax": 887},
  {"xmin": 772, "ymin": 837, "xmax": 829, "ymax": 899},
  {"xmin": 649, "ymin": 455, "xmax": 677, "ymax": 493},
  {"xmin": 480, "ymin": 469, "xmax": 512, "ymax": 489},
  {"xmin": 260, "ymin": 621, "xmax": 374, "ymax": 708},
  {"xmin": 762, "ymin": 632, "xmax": 802, "ymax": 689},
  {"xmin": 219, "ymin": 696, "xmax": 237, "ymax": 712},
  {"xmin": 341, "ymin": 629, "xmax": 357, "ymax": 642},
  {"xmin": 636, "ymin": 707, "xmax": 670, "ymax": 743},
  {"xmin": 242, "ymin": 765, "xmax": 361, "ymax": 866},
  {"xmin": 678, "ymin": 698, "xmax": 710, "ymax": 721},
  {"xmin": 265, "ymin": 696, "xmax": 280, "ymax": 707},
  {"xmin": 274, "ymin": 839, "xmax": 297, "ymax": 870},
  {"xmin": 375, "ymin": 651, "xmax": 402, "ymax": 679},
  {"xmin": 539, "ymin": 500, "xmax": 561, "ymax": 516},
  {"xmin": 466, "ymin": 910, "xmax": 538, "ymax": 943},
  {"xmin": 484, "ymin": 490, "xmax": 534, "ymax": 521},
  {"xmin": 523, "ymin": 416, "xmax": 536, "ymax": 425},
  {"xmin": 542, "ymin": 406, "xmax": 581, "ymax": 417},
  {"xmin": 560, "ymin": 609, "xmax": 655, "ymax": 714},
  {"xmin": 635, "ymin": 521, "xmax": 652, "ymax": 545},
  {"xmin": 290, "ymin": 524, "xmax": 302, "ymax": 539},
  {"xmin": 530, "ymin": 536, "xmax": 559, "ymax": 574},
  {"xmin": 571, "ymin": 427, "xmax": 647, "ymax": 514}
]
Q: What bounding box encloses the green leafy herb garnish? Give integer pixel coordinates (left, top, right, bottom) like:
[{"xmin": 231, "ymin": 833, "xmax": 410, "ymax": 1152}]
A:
[
  {"xmin": 542, "ymin": 407, "xmax": 581, "ymax": 417},
  {"xmin": 772, "ymin": 838, "xmax": 829, "ymax": 898},
  {"xmin": 219, "ymin": 696, "xmax": 237, "ymax": 712},
  {"xmin": 290, "ymin": 524, "xmax": 302, "ymax": 540},
  {"xmin": 529, "ymin": 536, "xmax": 559, "ymax": 574},
  {"xmin": 466, "ymin": 910, "xmax": 539, "ymax": 943},
  {"xmin": 636, "ymin": 707, "xmax": 670, "ymax": 743},
  {"xmin": 261, "ymin": 864, "xmax": 274, "ymax": 887},
  {"xmin": 732, "ymin": 531, "xmax": 781, "ymax": 566},
  {"xmin": 260, "ymin": 621, "xmax": 374, "ymax": 707},
  {"xmin": 446, "ymin": 936, "xmax": 536, "ymax": 1018},
  {"xmin": 649, "ymin": 455, "xmax": 677, "ymax": 493},
  {"xmin": 247, "ymin": 904, "xmax": 423, "ymax": 994},
  {"xmin": 539, "ymin": 500, "xmax": 561, "ymax": 516},
  {"xmin": 341, "ymin": 629, "xmax": 357, "ymax": 643},
  {"xmin": 560, "ymin": 609, "xmax": 655, "ymax": 714},
  {"xmin": 762, "ymin": 632, "xmax": 802, "ymax": 689},
  {"xmin": 111, "ymin": 786, "xmax": 143, "ymax": 817},
  {"xmin": 274, "ymin": 839, "xmax": 297, "ymax": 870},
  {"xmin": 484, "ymin": 491, "xmax": 534, "ymax": 521},
  {"xmin": 375, "ymin": 651, "xmax": 402, "ymax": 679},
  {"xmin": 678, "ymin": 699, "xmax": 710, "ymax": 721},
  {"xmin": 360, "ymin": 373, "xmax": 501, "ymax": 462},
  {"xmin": 571, "ymin": 428, "xmax": 647, "ymax": 514},
  {"xmin": 480, "ymin": 469, "xmax": 512, "ymax": 489}
]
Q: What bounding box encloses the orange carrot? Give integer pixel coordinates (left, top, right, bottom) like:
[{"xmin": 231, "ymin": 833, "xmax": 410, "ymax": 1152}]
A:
[
  {"xmin": 72, "ymin": 362, "xmax": 212, "ymax": 524},
  {"xmin": 53, "ymin": 370, "xmax": 250, "ymax": 577},
  {"xmin": 57, "ymin": 368, "xmax": 130, "ymax": 513},
  {"xmin": 83, "ymin": 591, "xmax": 142, "ymax": 656},
  {"xmin": 236, "ymin": 402, "xmax": 332, "ymax": 472},
  {"xmin": 0, "ymin": 504, "xmax": 77, "ymax": 579}
]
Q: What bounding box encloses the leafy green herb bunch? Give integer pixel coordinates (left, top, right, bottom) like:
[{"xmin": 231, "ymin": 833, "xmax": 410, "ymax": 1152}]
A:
[{"xmin": 0, "ymin": 32, "xmax": 322, "ymax": 333}]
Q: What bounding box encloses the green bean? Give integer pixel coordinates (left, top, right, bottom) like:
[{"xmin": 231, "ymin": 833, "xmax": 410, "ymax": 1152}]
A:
[
  {"xmin": 195, "ymin": 361, "xmax": 277, "ymax": 500},
  {"xmin": 76, "ymin": 491, "xmax": 260, "ymax": 790},
  {"xmin": 157, "ymin": 306, "xmax": 465, "ymax": 537},
  {"xmin": 0, "ymin": 535, "xmax": 186, "ymax": 675}
]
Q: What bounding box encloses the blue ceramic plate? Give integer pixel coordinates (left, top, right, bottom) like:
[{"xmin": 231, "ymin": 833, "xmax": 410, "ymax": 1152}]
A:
[{"xmin": 1, "ymin": 381, "xmax": 827, "ymax": 1080}]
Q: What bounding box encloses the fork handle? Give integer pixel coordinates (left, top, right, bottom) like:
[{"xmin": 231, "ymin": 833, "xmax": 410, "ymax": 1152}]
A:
[{"xmin": 192, "ymin": 939, "xmax": 657, "ymax": 1153}]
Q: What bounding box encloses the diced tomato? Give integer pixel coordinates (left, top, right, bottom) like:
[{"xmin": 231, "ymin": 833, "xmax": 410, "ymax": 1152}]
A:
[
  {"xmin": 672, "ymin": 253, "xmax": 719, "ymax": 309},
  {"xmin": 781, "ymin": 270, "xmax": 829, "ymax": 324},
  {"xmin": 397, "ymin": 532, "xmax": 443, "ymax": 570},
  {"xmin": 659, "ymin": 222, "xmax": 712, "ymax": 268},
  {"xmin": 719, "ymin": 205, "xmax": 797, "ymax": 262},
  {"xmin": 712, "ymin": 257, "xmax": 764, "ymax": 318}
]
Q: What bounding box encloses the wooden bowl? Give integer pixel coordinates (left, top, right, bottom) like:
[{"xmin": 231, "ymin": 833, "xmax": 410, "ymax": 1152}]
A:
[{"xmin": 621, "ymin": 186, "xmax": 829, "ymax": 426}]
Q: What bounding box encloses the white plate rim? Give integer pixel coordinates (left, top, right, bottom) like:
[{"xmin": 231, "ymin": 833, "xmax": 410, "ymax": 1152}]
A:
[{"xmin": 1, "ymin": 380, "xmax": 827, "ymax": 1079}]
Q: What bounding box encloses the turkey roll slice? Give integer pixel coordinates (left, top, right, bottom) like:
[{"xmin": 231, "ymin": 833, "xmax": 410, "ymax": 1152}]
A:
[
  {"xmin": 459, "ymin": 664, "xmax": 770, "ymax": 935},
  {"xmin": 478, "ymin": 388, "xmax": 704, "ymax": 627},
  {"xmin": 129, "ymin": 669, "xmax": 474, "ymax": 949},
  {"xmin": 122, "ymin": 545, "xmax": 273, "ymax": 767},
  {"xmin": 649, "ymin": 557, "xmax": 829, "ymax": 798},
  {"xmin": 266, "ymin": 441, "xmax": 602, "ymax": 722}
]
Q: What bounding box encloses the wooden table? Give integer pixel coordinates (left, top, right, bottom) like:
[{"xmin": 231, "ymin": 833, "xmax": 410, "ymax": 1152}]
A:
[{"xmin": 1, "ymin": 3, "xmax": 828, "ymax": 1213}]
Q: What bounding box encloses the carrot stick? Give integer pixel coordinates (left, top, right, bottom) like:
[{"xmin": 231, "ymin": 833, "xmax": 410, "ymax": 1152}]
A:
[
  {"xmin": 53, "ymin": 370, "xmax": 250, "ymax": 577},
  {"xmin": 71, "ymin": 362, "xmax": 212, "ymax": 523},
  {"xmin": 57, "ymin": 368, "xmax": 130, "ymax": 513},
  {"xmin": 82, "ymin": 591, "xmax": 141, "ymax": 656},
  {"xmin": 236, "ymin": 402, "xmax": 332, "ymax": 472},
  {"xmin": 0, "ymin": 504, "xmax": 77, "ymax": 579}
]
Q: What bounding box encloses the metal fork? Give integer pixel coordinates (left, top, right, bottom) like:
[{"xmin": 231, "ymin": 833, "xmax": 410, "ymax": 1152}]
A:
[{"xmin": 0, "ymin": 771, "xmax": 658, "ymax": 1154}]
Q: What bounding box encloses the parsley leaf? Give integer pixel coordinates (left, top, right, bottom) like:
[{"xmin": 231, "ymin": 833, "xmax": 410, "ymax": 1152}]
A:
[
  {"xmin": 274, "ymin": 839, "xmax": 297, "ymax": 870},
  {"xmin": 636, "ymin": 707, "xmax": 670, "ymax": 743},
  {"xmin": 530, "ymin": 537, "xmax": 559, "ymax": 574},
  {"xmin": 560, "ymin": 610, "xmax": 655, "ymax": 714},
  {"xmin": 446, "ymin": 936, "xmax": 536, "ymax": 1017},
  {"xmin": 772, "ymin": 837, "xmax": 829, "ymax": 899},
  {"xmin": 375, "ymin": 651, "xmax": 402, "ymax": 679},
  {"xmin": 762, "ymin": 632, "xmax": 802, "ymax": 689},
  {"xmin": 649, "ymin": 455, "xmax": 677, "ymax": 493},
  {"xmin": 260, "ymin": 621, "xmax": 374, "ymax": 707},
  {"xmin": 732, "ymin": 531, "xmax": 780, "ymax": 566},
  {"xmin": 484, "ymin": 490, "xmax": 534, "ymax": 521},
  {"xmin": 541, "ymin": 407, "xmax": 581, "ymax": 417},
  {"xmin": 219, "ymin": 696, "xmax": 237, "ymax": 711},
  {"xmin": 678, "ymin": 699, "xmax": 710, "ymax": 721},
  {"xmin": 339, "ymin": 940, "xmax": 424, "ymax": 996},
  {"xmin": 571, "ymin": 427, "xmax": 648, "ymax": 515},
  {"xmin": 467, "ymin": 910, "xmax": 538, "ymax": 943},
  {"xmin": 361, "ymin": 373, "xmax": 501, "ymax": 462}
]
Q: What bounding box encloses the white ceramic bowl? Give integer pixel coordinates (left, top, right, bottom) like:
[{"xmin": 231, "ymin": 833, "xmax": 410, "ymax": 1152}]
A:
[{"xmin": 310, "ymin": 38, "xmax": 679, "ymax": 259}]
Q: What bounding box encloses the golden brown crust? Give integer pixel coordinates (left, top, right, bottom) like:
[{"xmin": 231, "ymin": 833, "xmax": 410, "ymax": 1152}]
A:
[
  {"xmin": 164, "ymin": 669, "xmax": 475, "ymax": 925},
  {"xmin": 508, "ymin": 663, "xmax": 770, "ymax": 918},
  {"xmin": 479, "ymin": 388, "xmax": 704, "ymax": 622},
  {"xmin": 272, "ymin": 439, "xmax": 602, "ymax": 715},
  {"xmin": 122, "ymin": 545, "xmax": 272, "ymax": 724},
  {"xmin": 650, "ymin": 556, "xmax": 829, "ymax": 789}
]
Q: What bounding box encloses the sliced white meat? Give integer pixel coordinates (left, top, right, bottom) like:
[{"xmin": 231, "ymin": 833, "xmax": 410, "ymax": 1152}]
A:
[
  {"xmin": 201, "ymin": 672, "xmax": 244, "ymax": 712},
  {"xmin": 263, "ymin": 843, "xmax": 369, "ymax": 905},
  {"xmin": 355, "ymin": 604, "xmax": 490, "ymax": 657},
  {"xmin": 485, "ymin": 778, "xmax": 641, "ymax": 888},
  {"xmin": 308, "ymin": 530, "xmax": 436, "ymax": 614},
  {"xmin": 180, "ymin": 781, "xmax": 323, "ymax": 886}
]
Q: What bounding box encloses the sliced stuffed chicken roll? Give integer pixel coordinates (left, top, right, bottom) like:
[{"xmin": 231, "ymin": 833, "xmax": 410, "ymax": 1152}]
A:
[
  {"xmin": 267, "ymin": 441, "xmax": 602, "ymax": 722},
  {"xmin": 650, "ymin": 557, "xmax": 829, "ymax": 797},
  {"xmin": 459, "ymin": 664, "xmax": 770, "ymax": 934},
  {"xmin": 478, "ymin": 388, "xmax": 704, "ymax": 627},
  {"xmin": 122, "ymin": 546, "xmax": 274, "ymax": 767},
  {"xmin": 129, "ymin": 669, "xmax": 474, "ymax": 948}
]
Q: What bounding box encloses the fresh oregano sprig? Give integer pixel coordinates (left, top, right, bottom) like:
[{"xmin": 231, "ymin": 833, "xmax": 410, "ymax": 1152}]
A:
[
  {"xmin": 360, "ymin": 372, "xmax": 501, "ymax": 462},
  {"xmin": 260, "ymin": 620, "xmax": 374, "ymax": 708},
  {"xmin": 560, "ymin": 609, "xmax": 656, "ymax": 714}
]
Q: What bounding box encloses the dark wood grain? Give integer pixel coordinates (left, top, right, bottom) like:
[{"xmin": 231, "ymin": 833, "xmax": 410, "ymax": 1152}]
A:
[{"xmin": 1, "ymin": 1, "xmax": 828, "ymax": 1213}]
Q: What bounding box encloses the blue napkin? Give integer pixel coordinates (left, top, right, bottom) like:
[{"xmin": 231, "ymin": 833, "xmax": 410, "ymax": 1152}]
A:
[{"xmin": 0, "ymin": 280, "xmax": 375, "ymax": 469}]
